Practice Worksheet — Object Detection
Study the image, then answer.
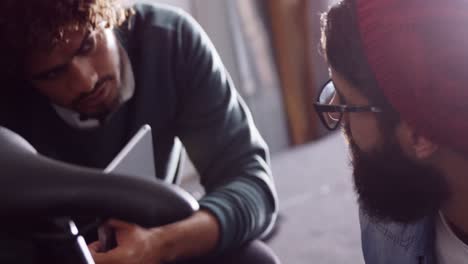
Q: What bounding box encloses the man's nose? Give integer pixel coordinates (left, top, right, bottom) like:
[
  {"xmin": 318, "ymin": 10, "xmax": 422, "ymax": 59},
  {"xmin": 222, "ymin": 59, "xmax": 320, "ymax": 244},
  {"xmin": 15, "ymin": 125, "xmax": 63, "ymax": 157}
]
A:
[{"xmin": 69, "ymin": 58, "xmax": 98, "ymax": 94}]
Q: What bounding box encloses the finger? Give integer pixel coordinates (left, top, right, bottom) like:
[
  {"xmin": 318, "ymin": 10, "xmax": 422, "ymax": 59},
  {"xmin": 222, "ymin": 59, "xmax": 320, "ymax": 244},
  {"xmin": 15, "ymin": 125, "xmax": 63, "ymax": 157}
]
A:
[
  {"xmin": 88, "ymin": 241, "xmax": 102, "ymax": 252},
  {"xmin": 91, "ymin": 249, "xmax": 125, "ymax": 264},
  {"xmin": 106, "ymin": 219, "xmax": 135, "ymax": 229}
]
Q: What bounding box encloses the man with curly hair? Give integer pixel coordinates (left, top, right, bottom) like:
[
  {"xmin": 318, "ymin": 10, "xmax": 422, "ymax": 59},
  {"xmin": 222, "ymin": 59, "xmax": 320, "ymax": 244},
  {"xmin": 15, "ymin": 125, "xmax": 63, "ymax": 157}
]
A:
[
  {"xmin": 0, "ymin": 1, "xmax": 279, "ymax": 264},
  {"xmin": 318, "ymin": 0, "xmax": 468, "ymax": 263}
]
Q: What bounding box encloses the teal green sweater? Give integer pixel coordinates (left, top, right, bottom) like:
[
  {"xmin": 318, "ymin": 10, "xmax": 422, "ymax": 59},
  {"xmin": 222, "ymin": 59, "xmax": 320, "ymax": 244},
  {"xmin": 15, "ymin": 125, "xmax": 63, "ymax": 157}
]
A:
[{"xmin": 0, "ymin": 3, "xmax": 277, "ymax": 257}]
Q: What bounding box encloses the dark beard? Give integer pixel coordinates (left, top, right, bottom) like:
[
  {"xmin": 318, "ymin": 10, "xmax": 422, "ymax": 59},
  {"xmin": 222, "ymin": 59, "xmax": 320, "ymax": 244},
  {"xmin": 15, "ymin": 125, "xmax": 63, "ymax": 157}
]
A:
[
  {"xmin": 346, "ymin": 127, "xmax": 450, "ymax": 223},
  {"xmin": 77, "ymin": 95, "xmax": 121, "ymax": 124}
]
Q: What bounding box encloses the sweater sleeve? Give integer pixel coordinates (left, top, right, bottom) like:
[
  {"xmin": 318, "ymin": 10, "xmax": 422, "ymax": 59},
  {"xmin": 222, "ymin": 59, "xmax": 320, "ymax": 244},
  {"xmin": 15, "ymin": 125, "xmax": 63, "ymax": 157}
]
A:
[{"xmin": 172, "ymin": 9, "xmax": 278, "ymax": 254}]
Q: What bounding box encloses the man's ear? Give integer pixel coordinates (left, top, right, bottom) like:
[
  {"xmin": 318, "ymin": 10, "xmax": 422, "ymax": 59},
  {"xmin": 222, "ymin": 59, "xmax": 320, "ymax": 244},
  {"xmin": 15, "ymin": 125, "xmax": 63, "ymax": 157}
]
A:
[{"xmin": 397, "ymin": 122, "xmax": 439, "ymax": 160}]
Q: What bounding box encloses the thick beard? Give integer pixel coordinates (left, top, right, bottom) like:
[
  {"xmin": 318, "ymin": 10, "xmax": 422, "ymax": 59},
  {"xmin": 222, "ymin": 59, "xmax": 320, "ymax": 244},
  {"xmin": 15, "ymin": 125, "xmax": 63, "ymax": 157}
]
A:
[{"xmin": 345, "ymin": 126, "xmax": 450, "ymax": 223}]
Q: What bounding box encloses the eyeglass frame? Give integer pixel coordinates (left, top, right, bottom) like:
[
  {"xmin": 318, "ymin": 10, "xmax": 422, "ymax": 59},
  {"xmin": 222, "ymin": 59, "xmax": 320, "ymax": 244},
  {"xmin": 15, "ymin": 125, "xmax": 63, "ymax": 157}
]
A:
[{"xmin": 313, "ymin": 79, "xmax": 382, "ymax": 131}]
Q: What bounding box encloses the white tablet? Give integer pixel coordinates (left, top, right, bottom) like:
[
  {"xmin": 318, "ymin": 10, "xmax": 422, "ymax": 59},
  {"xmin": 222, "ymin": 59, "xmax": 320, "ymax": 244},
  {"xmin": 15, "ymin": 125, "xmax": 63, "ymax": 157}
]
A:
[
  {"xmin": 104, "ymin": 124, "xmax": 156, "ymax": 180},
  {"xmin": 99, "ymin": 124, "xmax": 157, "ymax": 251}
]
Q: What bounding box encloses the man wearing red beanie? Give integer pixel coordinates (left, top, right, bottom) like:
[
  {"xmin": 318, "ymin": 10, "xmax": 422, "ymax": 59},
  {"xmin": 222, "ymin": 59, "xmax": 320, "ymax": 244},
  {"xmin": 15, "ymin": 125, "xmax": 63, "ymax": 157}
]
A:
[{"xmin": 317, "ymin": 0, "xmax": 468, "ymax": 263}]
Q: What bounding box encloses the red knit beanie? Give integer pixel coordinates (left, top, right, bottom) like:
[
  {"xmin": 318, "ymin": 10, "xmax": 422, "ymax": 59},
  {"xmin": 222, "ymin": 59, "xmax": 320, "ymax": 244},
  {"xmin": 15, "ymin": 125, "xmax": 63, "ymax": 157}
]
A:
[{"xmin": 356, "ymin": 0, "xmax": 468, "ymax": 153}]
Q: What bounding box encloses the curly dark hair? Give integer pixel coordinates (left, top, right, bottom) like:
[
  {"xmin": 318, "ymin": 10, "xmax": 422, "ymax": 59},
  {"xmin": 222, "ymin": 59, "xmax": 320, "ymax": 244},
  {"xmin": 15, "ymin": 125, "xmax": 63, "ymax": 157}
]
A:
[{"xmin": 0, "ymin": 0, "xmax": 132, "ymax": 80}]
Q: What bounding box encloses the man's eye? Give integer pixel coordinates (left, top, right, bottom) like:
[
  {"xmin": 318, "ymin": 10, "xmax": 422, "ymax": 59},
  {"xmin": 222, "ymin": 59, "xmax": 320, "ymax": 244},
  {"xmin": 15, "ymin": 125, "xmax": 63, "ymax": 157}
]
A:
[
  {"xmin": 33, "ymin": 65, "xmax": 68, "ymax": 81},
  {"xmin": 78, "ymin": 36, "xmax": 96, "ymax": 55},
  {"xmin": 45, "ymin": 71, "xmax": 59, "ymax": 80}
]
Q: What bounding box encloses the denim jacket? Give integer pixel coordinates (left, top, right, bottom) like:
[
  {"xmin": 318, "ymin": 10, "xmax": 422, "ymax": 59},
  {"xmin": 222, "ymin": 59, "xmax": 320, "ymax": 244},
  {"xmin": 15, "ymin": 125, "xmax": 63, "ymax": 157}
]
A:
[{"xmin": 360, "ymin": 210, "xmax": 437, "ymax": 264}]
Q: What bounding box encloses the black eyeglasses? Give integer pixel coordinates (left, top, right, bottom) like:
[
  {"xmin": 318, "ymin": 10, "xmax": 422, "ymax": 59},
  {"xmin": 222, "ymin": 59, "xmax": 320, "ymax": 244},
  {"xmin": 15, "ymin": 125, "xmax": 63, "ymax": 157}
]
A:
[{"xmin": 313, "ymin": 80, "xmax": 382, "ymax": 131}]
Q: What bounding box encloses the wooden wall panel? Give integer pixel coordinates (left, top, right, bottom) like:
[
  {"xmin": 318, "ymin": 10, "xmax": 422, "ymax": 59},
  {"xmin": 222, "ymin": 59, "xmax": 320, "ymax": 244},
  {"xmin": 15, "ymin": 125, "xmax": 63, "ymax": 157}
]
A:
[{"xmin": 267, "ymin": 0, "xmax": 320, "ymax": 145}]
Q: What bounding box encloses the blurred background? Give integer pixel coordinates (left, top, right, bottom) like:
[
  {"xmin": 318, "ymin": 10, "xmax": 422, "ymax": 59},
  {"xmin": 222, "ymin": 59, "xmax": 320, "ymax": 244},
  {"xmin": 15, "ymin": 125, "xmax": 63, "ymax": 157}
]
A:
[{"xmin": 124, "ymin": 0, "xmax": 362, "ymax": 263}]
